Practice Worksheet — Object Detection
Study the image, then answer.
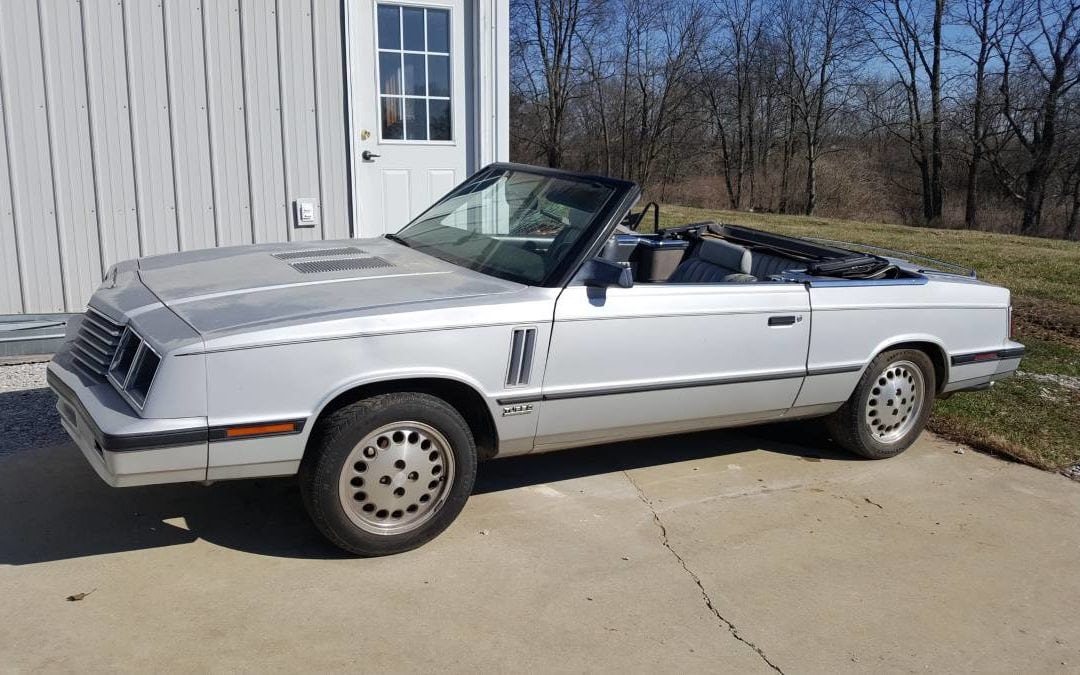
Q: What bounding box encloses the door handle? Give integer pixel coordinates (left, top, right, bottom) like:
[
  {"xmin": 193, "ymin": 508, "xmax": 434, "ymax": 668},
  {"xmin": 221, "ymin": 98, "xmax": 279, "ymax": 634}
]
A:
[
  {"xmin": 768, "ymin": 315, "xmax": 798, "ymax": 326},
  {"xmin": 362, "ymin": 150, "xmax": 380, "ymax": 161}
]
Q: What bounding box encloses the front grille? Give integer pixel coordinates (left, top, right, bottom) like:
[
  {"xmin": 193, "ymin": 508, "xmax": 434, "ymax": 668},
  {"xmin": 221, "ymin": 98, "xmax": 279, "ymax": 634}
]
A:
[{"xmin": 71, "ymin": 308, "xmax": 124, "ymax": 378}]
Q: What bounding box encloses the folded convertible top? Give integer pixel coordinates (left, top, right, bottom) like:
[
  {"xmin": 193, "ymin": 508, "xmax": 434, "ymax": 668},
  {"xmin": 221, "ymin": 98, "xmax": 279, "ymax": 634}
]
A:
[{"xmin": 675, "ymin": 222, "xmax": 896, "ymax": 280}]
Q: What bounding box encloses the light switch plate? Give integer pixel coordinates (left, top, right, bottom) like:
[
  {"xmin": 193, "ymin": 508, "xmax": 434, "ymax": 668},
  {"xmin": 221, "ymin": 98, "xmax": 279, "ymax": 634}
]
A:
[{"xmin": 293, "ymin": 198, "xmax": 318, "ymax": 228}]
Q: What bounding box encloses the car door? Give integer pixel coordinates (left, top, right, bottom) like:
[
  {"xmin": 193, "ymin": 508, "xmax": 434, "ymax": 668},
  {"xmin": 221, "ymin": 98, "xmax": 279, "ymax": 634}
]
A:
[{"xmin": 533, "ymin": 281, "xmax": 812, "ymax": 450}]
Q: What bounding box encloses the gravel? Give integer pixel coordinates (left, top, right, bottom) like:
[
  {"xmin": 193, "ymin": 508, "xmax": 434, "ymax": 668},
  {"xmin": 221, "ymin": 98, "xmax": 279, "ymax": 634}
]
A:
[{"xmin": 0, "ymin": 362, "xmax": 66, "ymax": 456}]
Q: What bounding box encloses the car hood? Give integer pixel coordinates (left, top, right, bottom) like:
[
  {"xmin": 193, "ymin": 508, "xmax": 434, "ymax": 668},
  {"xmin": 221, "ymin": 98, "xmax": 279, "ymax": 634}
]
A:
[{"xmin": 136, "ymin": 237, "xmax": 525, "ymax": 335}]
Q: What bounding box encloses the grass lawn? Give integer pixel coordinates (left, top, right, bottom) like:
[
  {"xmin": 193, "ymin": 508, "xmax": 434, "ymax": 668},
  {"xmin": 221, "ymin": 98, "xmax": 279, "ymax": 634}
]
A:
[{"xmin": 652, "ymin": 205, "xmax": 1080, "ymax": 473}]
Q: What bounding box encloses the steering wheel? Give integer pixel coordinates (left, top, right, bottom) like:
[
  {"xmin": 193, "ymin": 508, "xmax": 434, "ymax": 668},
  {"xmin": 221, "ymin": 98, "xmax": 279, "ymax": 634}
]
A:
[{"xmin": 545, "ymin": 227, "xmax": 579, "ymax": 273}]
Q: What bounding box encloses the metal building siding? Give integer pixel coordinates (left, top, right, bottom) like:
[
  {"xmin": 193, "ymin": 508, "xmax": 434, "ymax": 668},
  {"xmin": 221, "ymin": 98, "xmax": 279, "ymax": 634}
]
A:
[
  {"xmin": 0, "ymin": 0, "xmax": 351, "ymax": 314},
  {"xmin": 279, "ymin": 0, "xmax": 322, "ymax": 242},
  {"xmin": 242, "ymin": 0, "xmax": 289, "ymax": 245},
  {"xmin": 0, "ymin": 47, "xmax": 23, "ymax": 314},
  {"xmin": 83, "ymin": 0, "xmax": 141, "ymax": 269},
  {"xmin": 204, "ymin": 0, "xmax": 253, "ymax": 247},
  {"xmin": 0, "ymin": 0, "xmax": 66, "ymax": 314},
  {"xmin": 314, "ymin": 0, "xmax": 349, "ymax": 240}
]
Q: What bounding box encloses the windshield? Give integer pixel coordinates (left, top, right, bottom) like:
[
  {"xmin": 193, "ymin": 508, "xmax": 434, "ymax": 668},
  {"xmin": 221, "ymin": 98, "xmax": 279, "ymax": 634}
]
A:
[{"xmin": 392, "ymin": 168, "xmax": 618, "ymax": 285}]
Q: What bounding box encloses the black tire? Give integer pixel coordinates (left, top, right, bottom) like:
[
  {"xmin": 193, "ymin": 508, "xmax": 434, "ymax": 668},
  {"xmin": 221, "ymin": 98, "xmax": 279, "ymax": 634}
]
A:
[
  {"xmin": 824, "ymin": 348, "xmax": 936, "ymax": 460},
  {"xmin": 299, "ymin": 392, "xmax": 477, "ymax": 556}
]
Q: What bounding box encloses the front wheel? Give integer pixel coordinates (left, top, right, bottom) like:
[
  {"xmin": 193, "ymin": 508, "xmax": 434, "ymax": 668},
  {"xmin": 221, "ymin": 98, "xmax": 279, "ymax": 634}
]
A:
[
  {"xmin": 825, "ymin": 348, "xmax": 936, "ymax": 460},
  {"xmin": 299, "ymin": 392, "xmax": 477, "ymax": 556}
]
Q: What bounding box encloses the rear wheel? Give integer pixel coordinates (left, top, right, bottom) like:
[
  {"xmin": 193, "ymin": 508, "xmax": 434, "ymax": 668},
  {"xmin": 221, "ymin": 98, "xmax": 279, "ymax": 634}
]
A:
[
  {"xmin": 299, "ymin": 393, "xmax": 477, "ymax": 556},
  {"xmin": 825, "ymin": 348, "xmax": 935, "ymax": 459}
]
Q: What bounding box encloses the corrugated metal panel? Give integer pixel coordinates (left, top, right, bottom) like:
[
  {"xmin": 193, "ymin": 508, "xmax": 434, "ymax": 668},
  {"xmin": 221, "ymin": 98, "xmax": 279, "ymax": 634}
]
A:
[
  {"xmin": 314, "ymin": 0, "xmax": 350, "ymax": 240},
  {"xmin": 39, "ymin": 0, "xmax": 104, "ymax": 311},
  {"xmin": 0, "ymin": 0, "xmax": 66, "ymax": 313},
  {"xmin": 164, "ymin": 0, "xmax": 216, "ymax": 252},
  {"xmin": 204, "ymin": 0, "xmax": 253, "ymax": 247},
  {"xmin": 242, "ymin": 0, "xmax": 289, "ymax": 244},
  {"xmin": 0, "ymin": 53, "xmax": 23, "ymax": 315},
  {"xmin": 126, "ymin": 0, "xmax": 180, "ymax": 256},
  {"xmin": 0, "ymin": 0, "xmax": 351, "ymax": 314},
  {"xmin": 83, "ymin": 0, "xmax": 141, "ymax": 267},
  {"xmin": 278, "ymin": 0, "xmax": 322, "ymax": 242}
]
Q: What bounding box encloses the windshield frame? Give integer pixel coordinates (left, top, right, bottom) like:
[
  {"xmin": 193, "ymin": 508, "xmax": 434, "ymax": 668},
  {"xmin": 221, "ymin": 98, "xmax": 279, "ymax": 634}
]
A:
[{"xmin": 390, "ymin": 163, "xmax": 640, "ymax": 288}]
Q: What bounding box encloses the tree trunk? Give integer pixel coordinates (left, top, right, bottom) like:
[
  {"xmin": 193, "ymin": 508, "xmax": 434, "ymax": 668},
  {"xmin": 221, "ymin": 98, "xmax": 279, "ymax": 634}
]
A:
[
  {"xmin": 779, "ymin": 139, "xmax": 792, "ymax": 214},
  {"xmin": 546, "ymin": 145, "xmax": 563, "ymax": 168},
  {"xmin": 1068, "ymin": 181, "xmax": 1080, "ymax": 240},
  {"xmin": 804, "ymin": 144, "xmax": 817, "ymax": 215},
  {"xmin": 963, "ymin": 145, "xmax": 981, "ymax": 229},
  {"xmin": 928, "ymin": 0, "xmax": 944, "ymax": 222},
  {"xmin": 1020, "ymin": 167, "xmax": 1046, "ymax": 236}
]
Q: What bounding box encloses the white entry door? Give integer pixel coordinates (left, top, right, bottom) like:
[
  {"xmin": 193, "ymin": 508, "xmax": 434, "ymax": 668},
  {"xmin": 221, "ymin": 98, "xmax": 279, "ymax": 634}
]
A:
[{"xmin": 352, "ymin": 0, "xmax": 469, "ymax": 236}]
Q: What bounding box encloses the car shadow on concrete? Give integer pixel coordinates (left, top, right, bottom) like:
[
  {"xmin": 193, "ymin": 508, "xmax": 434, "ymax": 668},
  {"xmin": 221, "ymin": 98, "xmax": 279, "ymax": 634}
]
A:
[{"xmin": 0, "ymin": 386, "xmax": 849, "ymax": 565}]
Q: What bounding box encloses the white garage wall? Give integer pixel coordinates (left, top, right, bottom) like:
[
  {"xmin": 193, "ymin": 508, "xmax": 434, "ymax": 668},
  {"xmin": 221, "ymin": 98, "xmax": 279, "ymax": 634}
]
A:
[{"xmin": 0, "ymin": 0, "xmax": 352, "ymax": 314}]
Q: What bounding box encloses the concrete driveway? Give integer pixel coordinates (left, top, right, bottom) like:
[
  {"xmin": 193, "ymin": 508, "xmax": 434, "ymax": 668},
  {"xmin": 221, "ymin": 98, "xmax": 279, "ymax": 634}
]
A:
[{"xmin": 1, "ymin": 408, "xmax": 1079, "ymax": 672}]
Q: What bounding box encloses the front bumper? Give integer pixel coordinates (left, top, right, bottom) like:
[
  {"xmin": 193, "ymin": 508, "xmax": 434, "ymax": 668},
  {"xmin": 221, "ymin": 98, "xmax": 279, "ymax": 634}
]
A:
[{"xmin": 47, "ymin": 349, "xmax": 209, "ymax": 487}]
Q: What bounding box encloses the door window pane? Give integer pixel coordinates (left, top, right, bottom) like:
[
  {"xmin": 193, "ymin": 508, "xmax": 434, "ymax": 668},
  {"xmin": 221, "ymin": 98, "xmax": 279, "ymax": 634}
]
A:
[
  {"xmin": 426, "ymin": 9, "xmax": 449, "ymax": 53},
  {"xmin": 377, "ymin": 5, "xmax": 400, "ymax": 49},
  {"xmin": 402, "ymin": 7, "xmax": 425, "ymax": 50},
  {"xmin": 427, "ymin": 55, "xmax": 450, "ymax": 97},
  {"xmin": 379, "ymin": 52, "xmax": 401, "ymax": 95},
  {"xmin": 382, "ymin": 97, "xmax": 404, "ymax": 139},
  {"xmin": 429, "ymin": 99, "xmax": 451, "ymax": 140},
  {"xmin": 403, "ymin": 54, "xmax": 426, "ymax": 96},
  {"xmin": 405, "ymin": 99, "xmax": 428, "ymax": 140},
  {"xmin": 376, "ymin": 4, "xmax": 452, "ymax": 142}
]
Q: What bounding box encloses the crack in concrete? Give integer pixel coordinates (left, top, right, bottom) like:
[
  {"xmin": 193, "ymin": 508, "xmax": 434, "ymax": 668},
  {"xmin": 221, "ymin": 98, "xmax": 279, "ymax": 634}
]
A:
[{"xmin": 624, "ymin": 470, "xmax": 784, "ymax": 674}]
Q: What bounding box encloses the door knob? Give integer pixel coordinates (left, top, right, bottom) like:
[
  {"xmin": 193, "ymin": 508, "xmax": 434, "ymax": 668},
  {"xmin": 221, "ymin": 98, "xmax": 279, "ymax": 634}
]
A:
[{"xmin": 362, "ymin": 150, "xmax": 380, "ymax": 161}]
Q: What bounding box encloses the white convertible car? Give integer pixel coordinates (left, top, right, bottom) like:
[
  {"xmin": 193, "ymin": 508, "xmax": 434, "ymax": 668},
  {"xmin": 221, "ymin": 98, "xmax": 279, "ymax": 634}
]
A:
[{"xmin": 48, "ymin": 163, "xmax": 1023, "ymax": 555}]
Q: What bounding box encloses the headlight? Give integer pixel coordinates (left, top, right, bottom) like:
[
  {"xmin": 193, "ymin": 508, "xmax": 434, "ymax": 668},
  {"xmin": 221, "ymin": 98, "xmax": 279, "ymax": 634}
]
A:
[{"xmin": 107, "ymin": 327, "xmax": 162, "ymax": 409}]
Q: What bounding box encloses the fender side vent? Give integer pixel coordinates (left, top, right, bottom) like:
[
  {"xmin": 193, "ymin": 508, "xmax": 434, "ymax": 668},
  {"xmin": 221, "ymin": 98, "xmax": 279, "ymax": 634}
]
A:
[
  {"xmin": 290, "ymin": 256, "xmax": 393, "ymax": 274},
  {"xmin": 505, "ymin": 327, "xmax": 537, "ymax": 386},
  {"xmin": 272, "ymin": 246, "xmax": 367, "ymax": 260}
]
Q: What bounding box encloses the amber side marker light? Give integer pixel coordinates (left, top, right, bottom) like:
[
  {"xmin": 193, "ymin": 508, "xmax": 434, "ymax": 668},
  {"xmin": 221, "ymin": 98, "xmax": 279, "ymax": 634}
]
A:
[{"xmin": 225, "ymin": 422, "xmax": 297, "ymax": 438}]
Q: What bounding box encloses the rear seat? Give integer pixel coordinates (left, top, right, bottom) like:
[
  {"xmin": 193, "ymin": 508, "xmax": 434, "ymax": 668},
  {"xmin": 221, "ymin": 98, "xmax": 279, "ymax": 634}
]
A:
[
  {"xmin": 750, "ymin": 252, "xmax": 798, "ymax": 279},
  {"xmin": 668, "ymin": 239, "xmax": 754, "ymax": 283}
]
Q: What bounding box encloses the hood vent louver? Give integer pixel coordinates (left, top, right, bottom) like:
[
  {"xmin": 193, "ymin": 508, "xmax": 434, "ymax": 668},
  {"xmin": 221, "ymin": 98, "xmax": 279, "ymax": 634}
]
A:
[
  {"xmin": 270, "ymin": 247, "xmax": 394, "ymax": 274},
  {"xmin": 271, "ymin": 246, "xmax": 367, "ymax": 260},
  {"xmin": 290, "ymin": 256, "xmax": 393, "ymax": 274}
]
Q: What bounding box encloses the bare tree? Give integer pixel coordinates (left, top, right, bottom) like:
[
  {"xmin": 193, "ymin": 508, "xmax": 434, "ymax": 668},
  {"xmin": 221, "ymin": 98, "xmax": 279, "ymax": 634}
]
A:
[
  {"xmin": 699, "ymin": 0, "xmax": 768, "ymax": 209},
  {"xmin": 950, "ymin": 0, "xmax": 1017, "ymax": 228},
  {"xmin": 780, "ymin": 0, "xmax": 862, "ymax": 214},
  {"xmin": 627, "ymin": 0, "xmax": 707, "ymax": 186},
  {"xmin": 995, "ymin": 0, "xmax": 1080, "ymax": 235},
  {"xmin": 511, "ymin": 0, "xmax": 588, "ymax": 167},
  {"xmin": 861, "ymin": 0, "xmax": 946, "ymax": 223},
  {"xmin": 507, "ymin": 0, "xmax": 1080, "ymax": 240}
]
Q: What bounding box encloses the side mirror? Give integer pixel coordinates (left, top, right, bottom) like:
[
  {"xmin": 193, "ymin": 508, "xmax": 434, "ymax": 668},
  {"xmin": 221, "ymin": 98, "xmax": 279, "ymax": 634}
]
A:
[{"xmin": 580, "ymin": 258, "xmax": 633, "ymax": 289}]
